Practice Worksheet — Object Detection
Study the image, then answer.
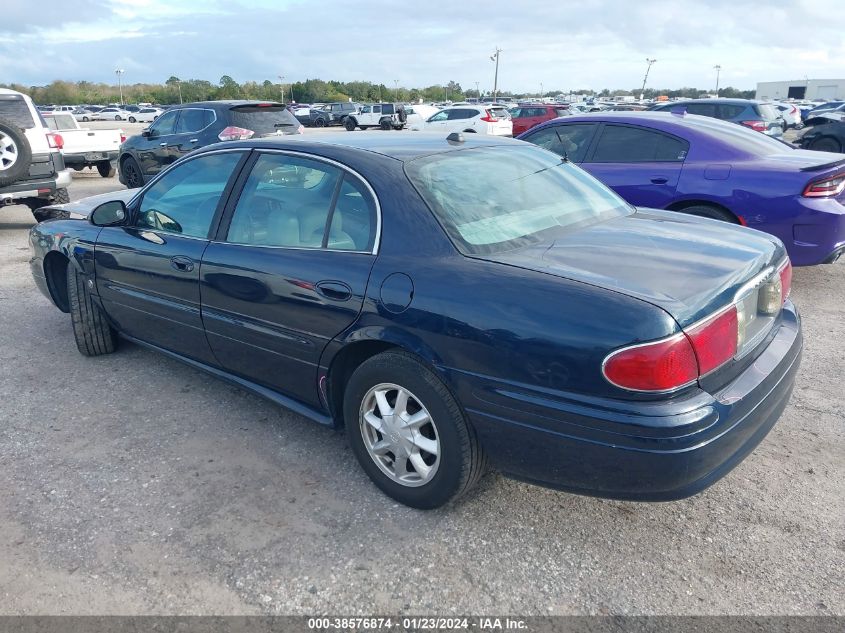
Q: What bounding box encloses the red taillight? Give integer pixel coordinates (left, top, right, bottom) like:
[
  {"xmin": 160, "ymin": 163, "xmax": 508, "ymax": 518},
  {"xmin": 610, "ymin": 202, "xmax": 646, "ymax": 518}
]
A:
[
  {"xmin": 480, "ymin": 109, "xmax": 498, "ymax": 122},
  {"xmin": 802, "ymin": 174, "xmax": 845, "ymax": 198},
  {"xmin": 602, "ymin": 334, "xmax": 698, "ymax": 392},
  {"xmin": 120, "ymin": 132, "xmax": 127, "ymax": 143},
  {"xmin": 604, "ymin": 305, "xmax": 740, "ymax": 392},
  {"xmin": 685, "ymin": 307, "xmax": 738, "ymax": 375},
  {"xmin": 218, "ymin": 126, "xmax": 254, "ymax": 141},
  {"xmin": 47, "ymin": 132, "xmax": 63, "ymax": 150},
  {"xmin": 779, "ymin": 259, "xmax": 792, "ymax": 303},
  {"xmin": 741, "ymin": 120, "xmax": 767, "ymax": 132}
]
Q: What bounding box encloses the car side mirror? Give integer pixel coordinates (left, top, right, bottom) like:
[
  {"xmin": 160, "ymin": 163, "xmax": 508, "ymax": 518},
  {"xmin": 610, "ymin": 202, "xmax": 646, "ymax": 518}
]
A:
[
  {"xmin": 91, "ymin": 200, "xmax": 127, "ymax": 227},
  {"xmin": 143, "ymin": 128, "xmax": 157, "ymax": 138}
]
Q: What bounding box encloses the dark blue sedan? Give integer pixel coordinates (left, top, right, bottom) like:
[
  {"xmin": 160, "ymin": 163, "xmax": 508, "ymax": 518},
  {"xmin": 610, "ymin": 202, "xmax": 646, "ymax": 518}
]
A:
[
  {"xmin": 518, "ymin": 112, "xmax": 845, "ymax": 266},
  {"xmin": 29, "ymin": 133, "xmax": 802, "ymax": 508}
]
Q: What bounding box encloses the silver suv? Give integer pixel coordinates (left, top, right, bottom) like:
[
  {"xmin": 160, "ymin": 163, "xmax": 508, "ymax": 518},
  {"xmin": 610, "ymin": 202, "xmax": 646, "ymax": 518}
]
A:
[{"xmin": 0, "ymin": 88, "xmax": 72, "ymax": 219}]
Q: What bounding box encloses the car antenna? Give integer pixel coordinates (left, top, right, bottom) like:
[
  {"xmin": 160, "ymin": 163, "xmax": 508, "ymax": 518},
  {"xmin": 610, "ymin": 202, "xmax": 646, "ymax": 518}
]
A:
[{"xmin": 554, "ymin": 130, "xmax": 570, "ymax": 161}]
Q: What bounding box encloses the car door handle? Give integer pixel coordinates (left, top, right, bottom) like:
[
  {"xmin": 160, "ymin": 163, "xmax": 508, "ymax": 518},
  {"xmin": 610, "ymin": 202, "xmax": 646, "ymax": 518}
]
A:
[
  {"xmin": 315, "ymin": 280, "xmax": 352, "ymax": 301},
  {"xmin": 170, "ymin": 256, "xmax": 195, "ymax": 272},
  {"xmin": 189, "ymin": 138, "xmax": 198, "ymax": 143},
  {"xmin": 650, "ymin": 177, "xmax": 669, "ymax": 184},
  {"xmin": 159, "ymin": 142, "xmax": 168, "ymax": 146}
]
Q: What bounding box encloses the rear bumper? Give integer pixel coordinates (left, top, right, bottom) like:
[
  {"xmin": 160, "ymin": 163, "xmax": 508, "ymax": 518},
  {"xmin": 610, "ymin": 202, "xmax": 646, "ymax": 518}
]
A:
[
  {"xmin": 63, "ymin": 151, "xmax": 119, "ymax": 167},
  {"xmin": 446, "ymin": 303, "xmax": 802, "ymax": 501},
  {"xmin": 779, "ymin": 196, "xmax": 845, "ymax": 266}
]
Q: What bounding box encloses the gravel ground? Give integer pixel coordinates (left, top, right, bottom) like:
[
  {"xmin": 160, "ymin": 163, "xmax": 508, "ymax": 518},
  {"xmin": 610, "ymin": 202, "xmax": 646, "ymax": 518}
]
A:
[{"xmin": 0, "ymin": 127, "xmax": 842, "ymax": 616}]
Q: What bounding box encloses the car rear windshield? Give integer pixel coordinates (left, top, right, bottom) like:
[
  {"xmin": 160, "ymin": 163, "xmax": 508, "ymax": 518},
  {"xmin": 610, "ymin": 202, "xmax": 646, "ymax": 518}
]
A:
[
  {"xmin": 489, "ymin": 106, "xmax": 510, "ymax": 120},
  {"xmin": 44, "ymin": 114, "xmax": 75, "ymax": 130},
  {"xmin": 405, "ymin": 145, "xmax": 631, "ymax": 255},
  {"xmin": 229, "ymin": 105, "xmax": 299, "ymax": 135},
  {"xmin": 0, "ymin": 94, "xmax": 35, "ymax": 129}
]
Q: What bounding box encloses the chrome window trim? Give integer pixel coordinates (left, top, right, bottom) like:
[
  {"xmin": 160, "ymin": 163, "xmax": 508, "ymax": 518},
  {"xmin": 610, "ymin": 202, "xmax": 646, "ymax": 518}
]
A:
[{"xmin": 229, "ymin": 148, "xmax": 382, "ymax": 255}]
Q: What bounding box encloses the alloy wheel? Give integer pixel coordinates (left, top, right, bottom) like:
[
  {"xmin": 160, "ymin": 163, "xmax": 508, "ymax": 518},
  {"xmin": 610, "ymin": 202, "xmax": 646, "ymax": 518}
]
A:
[
  {"xmin": 0, "ymin": 131, "xmax": 18, "ymax": 171},
  {"xmin": 359, "ymin": 383, "xmax": 440, "ymax": 487}
]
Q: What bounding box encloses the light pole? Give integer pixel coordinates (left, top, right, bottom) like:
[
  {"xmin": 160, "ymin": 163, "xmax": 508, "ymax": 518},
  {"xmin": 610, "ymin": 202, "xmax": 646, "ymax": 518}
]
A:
[
  {"xmin": 540, "ymin": 82, "xmax": 544, "ymax": 99},
  {"xmin": 640, "ymin": 58, "xmax": 656, "ymax": 101},
  {"xmin": 474, "ymin": 81, "xmax": 480, "ymax": 99},
  {"xmin": 176, "ymin": 79, "xmax": 182, "ymax": 104},
  {"xmin": 490, "ymin": 47, "xmax": 502, "ymax": 102},
  {"xmin": 278, "ymin": 75, "xmax": 285, "ymax": 102},
  {"xmin": 394, "ymin": 79, "xmax": 399, "ymax": 101},
  {"xmin": 115, "ymin": 69, "xmax": 125, "ymax": 105},
  {"xmin": 713, "ymin": 65, "xmax": 722, "ymax": 97}
]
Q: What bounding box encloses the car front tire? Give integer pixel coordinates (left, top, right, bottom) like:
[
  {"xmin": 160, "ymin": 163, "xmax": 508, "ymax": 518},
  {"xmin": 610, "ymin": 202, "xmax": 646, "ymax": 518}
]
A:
[
  {"xmin": 67, "ymin": 266, "xmax": 117, "ymax": 357},
  {"xmin": 344, "ymin": 350, "xmax": 487, "ymax": 509},
  {"xmin": 121, "ymin": 156, "xmax": 144, "ymax": 188},
  {"xmin": 677, "ymin": 204, "xmax": 738, "ymax": 223},
  {"xmin": 129, "ymin": 116, "xmax": 137, "ymax": 123}
]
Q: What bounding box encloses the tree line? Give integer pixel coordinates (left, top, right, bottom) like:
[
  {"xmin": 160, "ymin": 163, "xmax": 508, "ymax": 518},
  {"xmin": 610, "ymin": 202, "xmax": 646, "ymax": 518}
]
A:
[{"xmin": 0, "ymin": 76, "xmax": 755, "ymax": 105}]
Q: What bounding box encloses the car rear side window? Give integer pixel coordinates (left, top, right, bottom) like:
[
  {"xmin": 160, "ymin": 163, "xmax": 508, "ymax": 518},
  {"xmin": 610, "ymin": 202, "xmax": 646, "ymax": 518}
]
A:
[
  {"xmin": 136, "ymin": 152, "xmax": 243, "ymax": 239},
  {"xmin": 448, "ymin": 109, "xmax": 475, "ymax": 120},
  {"xmin": 521, "ymin": 123, "xmax": 597, "ymax": 163},
  {"xmin": 176, "ymin": 108, "xmax": 213, "ymax": 134},
  {"xmin": 718, "ymin": 104, "xmax": 747, "ymax": 119},
  {"xmin": 0, "ymin": 94, "xmax": 35, "ymax": 129},
  {"xmin": 590, "ymin": 125, "xmax": 688, "ymax": 163},
  {"xmin": 226, "ymin": 154, "xmax": 374, "ymax": 252},
  {"xmin": 755, "ymin": 104, "xmax": 779, "ymax": 121},
  {"xmin": 686, "ymin": 103, "xmax": 718, "ymax": 118},
  {"xmin": 229, "ymin": 105, "xmax": 299, "ymax": 136}
]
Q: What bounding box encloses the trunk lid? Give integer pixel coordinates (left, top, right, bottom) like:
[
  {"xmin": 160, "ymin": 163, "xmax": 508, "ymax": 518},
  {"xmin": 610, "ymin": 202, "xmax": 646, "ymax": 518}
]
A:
[{"xmin": 485, "ymin": 208, "xmax": 785, "ymax": 328}]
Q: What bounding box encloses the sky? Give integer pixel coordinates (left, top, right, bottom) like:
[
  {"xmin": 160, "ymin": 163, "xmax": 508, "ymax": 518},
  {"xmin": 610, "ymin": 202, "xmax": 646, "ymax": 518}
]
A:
[{"xmin": 1, "ymin": 0, "xmax": 843, "ymax": 92}]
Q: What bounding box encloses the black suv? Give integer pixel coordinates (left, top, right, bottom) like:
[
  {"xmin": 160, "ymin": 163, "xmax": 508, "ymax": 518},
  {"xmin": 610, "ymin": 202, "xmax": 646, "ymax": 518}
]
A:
[
  {"xmin": 323, "ymin": 102, "xmax": 360, "ymax": 125},
  {"xmin": 118, "ymin": 101, "xmax": 303, "ymax": 188},
  {"xmin": 648, "ymin": 98, "xmax": 784, "ymax": 137}
]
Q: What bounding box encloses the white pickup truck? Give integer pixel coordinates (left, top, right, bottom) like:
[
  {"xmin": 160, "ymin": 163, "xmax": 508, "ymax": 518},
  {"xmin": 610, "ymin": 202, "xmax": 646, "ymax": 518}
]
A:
[{"xmin": 43, "ymin": 113, "xmax": 123, "ymax": 178}]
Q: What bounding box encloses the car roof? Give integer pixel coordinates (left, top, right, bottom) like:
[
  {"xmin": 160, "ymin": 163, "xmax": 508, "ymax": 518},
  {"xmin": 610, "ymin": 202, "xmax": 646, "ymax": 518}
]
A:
[
  {"xmin": 660, "ymin": 98, "xmax": 765, "ymax": 105},
  {"xmin": 207, "ymin": 131, "xmax": 525, "ymax": 162},
  {"xmin": 170, "ymin": 100, "xmax": 286, "ymax": 109},
  {"xmin": 527, "ymin": 110, "xmax": 753, "ymax": 135}
]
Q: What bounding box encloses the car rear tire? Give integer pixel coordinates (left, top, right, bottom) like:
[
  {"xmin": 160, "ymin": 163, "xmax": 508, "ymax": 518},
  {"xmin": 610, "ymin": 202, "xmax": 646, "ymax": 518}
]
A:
[
  {"xmin": 97, "ymin": 161, "xmax": 116, "ymax": 178},
  {"xmin": 0, "ymin": 116, "xmax": 33, "ymax": 187},
  {"xmin": 128, "ymin": 116, "xmax": 137, "ymax": 123},
  {"xmin": 121, "ymin": 156, "xmax": 144, "ymax": 188},
  {"xmin": 380, "ymin": 119, "xmax": 392, "ymax": 131},
  {"xmin": 809, "ymin": 137, "xmax": 842, "ymax": 153},
  {"xmin": 114, "ymin": 115, "xmax": 122, "ymax": 121},
  {"xmin": 345, "ymin": 119, "xmax": 357, "ymax": 131},
  {"xmin": 315, "ymin": 117, "xmax": 327, "ymax": 127},
  {"xmin": 344, "ymin": 350, "xmax": 487, "ymax": 509},
  {"xmin": 66, "ymin": 265, "xmax": 117, "ymax": 357},
  {"xmin": 677, "ymin": 204, "xmax": 738, "ymax": 223}
]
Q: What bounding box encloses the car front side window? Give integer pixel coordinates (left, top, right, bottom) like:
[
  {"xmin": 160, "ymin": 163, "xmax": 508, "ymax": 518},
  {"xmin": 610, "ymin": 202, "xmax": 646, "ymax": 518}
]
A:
[
  {"xmin": 150, "ymin": 110, "xmax": 178, "ymax": 135},
  {"xmin": 136, "ymin": 152, "xmax": 243, "ymax": 238}
]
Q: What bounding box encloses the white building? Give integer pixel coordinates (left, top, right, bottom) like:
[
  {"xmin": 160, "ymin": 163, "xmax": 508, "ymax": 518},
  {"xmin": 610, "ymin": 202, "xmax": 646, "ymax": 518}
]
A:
[{"xmin": 755, "ymin": 79, "xmax": 845, "ymax": 101}]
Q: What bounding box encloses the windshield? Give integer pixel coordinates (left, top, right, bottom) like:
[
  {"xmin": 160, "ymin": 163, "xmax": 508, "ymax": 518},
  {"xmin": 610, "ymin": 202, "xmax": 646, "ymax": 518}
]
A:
[{"xmin": 405, "ymin": 145, "xmax": 631, "ymax": 255}]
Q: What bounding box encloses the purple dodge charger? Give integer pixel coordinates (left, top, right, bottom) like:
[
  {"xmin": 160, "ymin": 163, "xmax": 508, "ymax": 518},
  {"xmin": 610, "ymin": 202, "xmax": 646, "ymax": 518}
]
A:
[{"xmin": 518, "ymin": 111, "xmax": 845, "ymax": 266}]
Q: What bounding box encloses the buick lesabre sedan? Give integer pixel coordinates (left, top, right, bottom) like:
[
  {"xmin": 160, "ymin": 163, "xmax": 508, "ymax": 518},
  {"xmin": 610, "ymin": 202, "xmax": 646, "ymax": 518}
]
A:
[{"xmin": 29, "ymin": 133, "xmax": 802, "ymax": 509}]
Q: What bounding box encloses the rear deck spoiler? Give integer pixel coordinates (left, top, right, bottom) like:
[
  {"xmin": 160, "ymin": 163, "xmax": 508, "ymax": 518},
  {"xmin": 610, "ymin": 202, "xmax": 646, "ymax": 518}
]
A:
[{"xmin": 800, "ymin": 157, "xmax": 845, "ymax": 172}]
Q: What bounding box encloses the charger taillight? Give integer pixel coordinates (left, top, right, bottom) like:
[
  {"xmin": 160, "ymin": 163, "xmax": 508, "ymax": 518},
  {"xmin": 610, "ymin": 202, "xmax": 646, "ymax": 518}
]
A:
[
  {"xmin": 218, "ymin": 126, "xmax": 254, "ymax": 141},
  {"xmin": 803, "ymin": 174, "xmax": 845, "ymax": 198},
  {"xmin": 480, "ymin": 109, "xmax": 498, "ymax": 122}
]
